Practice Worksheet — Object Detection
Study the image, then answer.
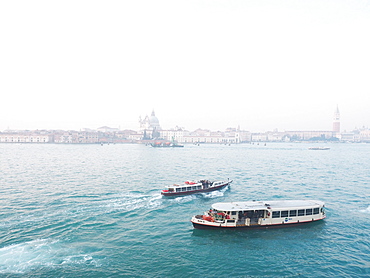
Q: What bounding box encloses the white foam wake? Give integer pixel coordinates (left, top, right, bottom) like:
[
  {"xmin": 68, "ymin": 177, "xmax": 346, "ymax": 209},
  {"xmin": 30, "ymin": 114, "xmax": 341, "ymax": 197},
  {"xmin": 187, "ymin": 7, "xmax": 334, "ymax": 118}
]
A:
[
  {"xmin": 0, "ymin": 239, "xmax": 99, "ymax": 274},
  {"xmin": 102, "ymin": 192, "xmax": 164, "ymax": 212},
  {"xmin": 201, "ymin": 186, "xmax": 229, "ymax": 198},
  {"xmin": 359, "ymin": 205, "xmax": 370, "ymax": 214}
]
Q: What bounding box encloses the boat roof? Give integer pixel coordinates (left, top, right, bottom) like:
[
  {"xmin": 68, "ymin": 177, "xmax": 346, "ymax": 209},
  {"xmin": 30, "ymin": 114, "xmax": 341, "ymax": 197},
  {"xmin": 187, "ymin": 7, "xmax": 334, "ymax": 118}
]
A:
[
  {"xmin": 166, "ymin": 180, "xmax": 226, "ymax": 188},
  {"xmin": 211, "ymin": 200, "xmax": 325, "ymax": 211},
  {"xmin": 167, "ymin": 182, "xmax": 202, "ymax": 188}
]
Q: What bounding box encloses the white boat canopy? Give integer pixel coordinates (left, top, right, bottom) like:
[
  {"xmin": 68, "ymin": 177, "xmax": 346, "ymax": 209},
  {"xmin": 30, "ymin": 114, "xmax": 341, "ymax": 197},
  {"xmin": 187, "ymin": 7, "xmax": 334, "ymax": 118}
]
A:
[{"xmin": 211, "ymin": 200, "xmax": 325, "ymax": 212}]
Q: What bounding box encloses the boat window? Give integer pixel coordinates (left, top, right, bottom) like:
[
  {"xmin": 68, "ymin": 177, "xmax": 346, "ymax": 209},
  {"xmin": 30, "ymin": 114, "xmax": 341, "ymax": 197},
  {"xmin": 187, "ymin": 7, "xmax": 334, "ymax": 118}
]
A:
[
  {"xmin": 197, "ymin": 186, "xmax": 202, "ymax": 190},
  {"xmin": 226, "ymin": 219, "xmax": 235, "ymax": 223},
  {"xmin": 192, "ymin": 186, "xmax": 197, "ymax": 190},
  {"xmin": 272, "ymin": 211, "xmax": 280, "ymax": 218},
  {"xmin": 281, "ymin": 211, "xmax": 288, "ymax": 218},
  {"xmin": 298, "ymin": 209, "xmax": 305, "ymax": 216},
  {"xmin": 313, "ymin": 208, "xmax": 319, "ymax": 214},
  {"xmin": 231, "ymin": 211, "xmax": 237, "ymax": 215},
  {"xmin": 306, "ymin": 208, "xmax": 313, "ymax": 215},
  {"xmin": 176, "ymin": 188, "xmax": 181, "ymax": 192},
  {"xmin": 181, "ymin": 188, "xmax": 186, "ymax": 192},
  {"xmin": 186, "ymin": 187, "xmax": 191, "ymax": 191},
  {"xmin": 289, "ymin": 210, "xmax": 297, "ymax": 217}
]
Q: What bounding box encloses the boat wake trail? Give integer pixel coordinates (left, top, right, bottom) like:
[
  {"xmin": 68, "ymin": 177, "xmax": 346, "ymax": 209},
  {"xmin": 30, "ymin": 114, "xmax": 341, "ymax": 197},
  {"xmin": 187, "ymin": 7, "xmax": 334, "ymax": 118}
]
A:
[
  {"xmin": 102, "ymin": 192, "xmax": 164, "ymax": 213},
  {"xmin": 0, "ymin": 239, "xmax": 100, "ymax": 274},
  {"xmin": 168, "ymin": 194, "xmax": 198, "ymax": 203},
  {"xmin": 0, "ymin": 193, "xmax": 166, "ymax": 275},
  {"xmin": 1, "ymin": 193, "xmax": 165, "ymax": 232},
  {"xmin": 200, "ymin": 186, "xmax": 229, "ymax": 199}
]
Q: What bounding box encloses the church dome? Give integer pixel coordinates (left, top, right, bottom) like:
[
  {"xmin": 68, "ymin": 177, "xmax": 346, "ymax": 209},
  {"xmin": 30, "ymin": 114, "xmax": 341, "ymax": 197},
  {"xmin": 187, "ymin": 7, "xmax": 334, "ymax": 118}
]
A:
[
  {"xmin": 149, "ymin": 110, "xmax": 161, "ymax": 129},
  {"xmin": 150, "ymin": 112, "xmax": 159, "ymax": 124}
]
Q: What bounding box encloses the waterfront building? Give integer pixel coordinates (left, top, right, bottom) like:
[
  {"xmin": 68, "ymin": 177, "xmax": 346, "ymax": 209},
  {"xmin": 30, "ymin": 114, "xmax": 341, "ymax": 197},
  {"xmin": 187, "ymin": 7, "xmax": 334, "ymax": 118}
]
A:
[
  {"xmin": 54, "ymin": 131, "xmax": 100, "ymax": 144},
  {"xmin": 0, "ymin": 131, "xmax": 53, "ymax": 143},
  {"xmin": 232, "ymin": 128, "xmax": 252, "ymax": 143},
  {"xmin": 159, "ymin": 126, "xmax": 186, "ymax": 143},
  {"xmin": 97, "ymin": 126, "xmax": 119, "ymax": 133},
  {"xmin": 251, "ymin": 133, "xmax": 268, "ymax": 142},
  {"xmin": 158, "ymin": 127, "xmax": 248, "ymax": 144},
  {"xmin": 115, "ymin": 130, "xmax": 138, "ymax": 143},
  {"xmin": 338, "ymin": 128, "xmax": 370, "ymax": 143},
  {"xmin": 128, "ymin": 133, "xmax": 144, "ymax": 142},
  {"xmin": 180, "ymin": 128, "xmax": 243, "ymax": 144},
  {"xmin": 359, "ymin": 128, "xmax": 370, "ymax": 142},
  {"xmin": 340, "ymin": 132, "xmax": 355, "ymax": 142},
  {"xmin": 182, "ymin": 132, "xmax": 223, "ymax": 144},
  {"xmin": 284, "ymin": 130, "xmax": 334, "ymax": 141},
  {"xmin": 266, "ymin": 131, "xmax": 288, "ymax": 142}
]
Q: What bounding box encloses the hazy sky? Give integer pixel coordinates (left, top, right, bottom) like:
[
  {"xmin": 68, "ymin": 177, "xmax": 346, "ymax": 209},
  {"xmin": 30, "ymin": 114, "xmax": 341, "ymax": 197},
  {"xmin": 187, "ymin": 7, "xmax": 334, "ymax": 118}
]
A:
[{"xmin": 1, "ymin": 0, "xmax": 369, "ymax": 132}]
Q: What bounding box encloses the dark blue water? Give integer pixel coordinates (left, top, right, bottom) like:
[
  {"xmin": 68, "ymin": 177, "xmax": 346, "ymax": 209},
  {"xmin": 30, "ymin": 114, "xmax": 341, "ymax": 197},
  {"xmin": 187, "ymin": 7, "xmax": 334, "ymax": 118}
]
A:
[{"xmin": 1, "ymin": 143, "xmax": 369, "ymax": 277}]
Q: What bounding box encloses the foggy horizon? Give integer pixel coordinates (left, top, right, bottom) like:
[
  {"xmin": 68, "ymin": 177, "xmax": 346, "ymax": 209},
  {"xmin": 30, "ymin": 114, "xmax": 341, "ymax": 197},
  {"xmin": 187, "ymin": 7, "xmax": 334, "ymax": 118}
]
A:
[{"xmin": 1, "ymin": 1, "xmax": 369, "ymax": 133}]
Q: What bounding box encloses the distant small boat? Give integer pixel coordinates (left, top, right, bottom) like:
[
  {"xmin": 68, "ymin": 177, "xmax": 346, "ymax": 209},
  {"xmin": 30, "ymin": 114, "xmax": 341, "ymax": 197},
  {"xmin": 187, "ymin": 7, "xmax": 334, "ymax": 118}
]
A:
[
  {"xmin": 308, "ymin": 147, "xmax": 330, "ymax": 150},
  {"xmin": 151, "ymin": 141, "xmax": 184, "ymax": 148},
  {"xmin": 161, "ymin": 179, "xmax": 232, "ymax": 197}
]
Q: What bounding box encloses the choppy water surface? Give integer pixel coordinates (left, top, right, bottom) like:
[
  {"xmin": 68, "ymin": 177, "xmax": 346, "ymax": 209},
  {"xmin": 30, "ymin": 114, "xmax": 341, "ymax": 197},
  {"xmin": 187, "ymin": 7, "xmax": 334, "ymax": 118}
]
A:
[{"xmin": 0, "ymin": 143, "xmax": 369, "ymax": 277}]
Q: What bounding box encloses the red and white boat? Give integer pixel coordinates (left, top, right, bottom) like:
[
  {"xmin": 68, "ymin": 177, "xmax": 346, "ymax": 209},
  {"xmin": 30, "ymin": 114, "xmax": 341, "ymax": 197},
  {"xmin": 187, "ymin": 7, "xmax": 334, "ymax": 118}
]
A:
[
  {"xmin": 161, "ymin": 179, "xmax": 232, "ymax": 197},
  {"xmin": 191, "ymin": 200, "xmax": 326, "ymax": 229}
]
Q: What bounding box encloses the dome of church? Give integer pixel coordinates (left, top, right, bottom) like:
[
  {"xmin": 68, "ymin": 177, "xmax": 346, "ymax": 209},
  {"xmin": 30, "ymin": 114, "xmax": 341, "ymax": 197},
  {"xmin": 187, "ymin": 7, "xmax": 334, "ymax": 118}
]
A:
[
  {"xmin": 149, "ymin": 111, "xmax": 160, "ymax": 126},
  {"xmin": 150, "ymin": 115, "xmax": 159, "ymax": 124}
]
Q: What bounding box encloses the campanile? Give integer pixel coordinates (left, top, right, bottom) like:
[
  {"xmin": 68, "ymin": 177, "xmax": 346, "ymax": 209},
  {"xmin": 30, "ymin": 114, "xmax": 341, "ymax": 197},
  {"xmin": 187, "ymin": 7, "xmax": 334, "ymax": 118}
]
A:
[{"xmin": 333, "ymin": 105, "xmax": 340, "ymax": 133}]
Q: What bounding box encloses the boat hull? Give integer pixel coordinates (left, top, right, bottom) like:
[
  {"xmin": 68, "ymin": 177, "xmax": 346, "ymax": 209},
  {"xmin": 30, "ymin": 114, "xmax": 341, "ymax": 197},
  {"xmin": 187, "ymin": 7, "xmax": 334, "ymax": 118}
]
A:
[
  {"xmin": 151, "ymin": 142, "xmax": 184, "ymax": 147},
  {"xmin": 161, "ymin": 181, "xmax": 231, "ymax": 197},
  {"xmin": 192, "ymin": 218, "xmax": 325, "ymax": 230}
]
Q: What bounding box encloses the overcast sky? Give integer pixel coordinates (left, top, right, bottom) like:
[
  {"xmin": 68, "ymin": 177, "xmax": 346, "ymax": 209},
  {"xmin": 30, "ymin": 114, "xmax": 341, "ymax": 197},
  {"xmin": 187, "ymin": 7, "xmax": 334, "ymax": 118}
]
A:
[{"xmin": 1, "ymin": 0, "xmax": 369, "ymax": 132}]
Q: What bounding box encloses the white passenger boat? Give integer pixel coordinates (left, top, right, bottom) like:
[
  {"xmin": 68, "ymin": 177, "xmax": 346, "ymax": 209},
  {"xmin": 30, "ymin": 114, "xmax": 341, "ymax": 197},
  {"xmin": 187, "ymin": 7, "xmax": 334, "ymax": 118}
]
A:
[
  {"xmin": 308, "ymin": 147, "xmax": 330, "ymax": 150},
  {"xmin": 161, "ymin": 179, "xmax": 232, "ymax": 197},
  {"xmin": 191, "ymin": 200, "xmax": 325, "ymax": 229}
]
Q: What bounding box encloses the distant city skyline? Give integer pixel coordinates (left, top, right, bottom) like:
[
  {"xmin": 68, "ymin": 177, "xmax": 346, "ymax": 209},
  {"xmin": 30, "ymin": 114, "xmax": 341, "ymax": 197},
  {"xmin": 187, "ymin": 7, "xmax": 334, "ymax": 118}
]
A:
[
  {"xmin": 2, "ymin": 103, "xmax": 370, "ymax": 144},
  {"xmin": 1, "ymin": 1, "xmax": 369, "ymax": 133},
  {"xmin": 0, "ymin": 105, "xmax": 369, "ymax": 133}
]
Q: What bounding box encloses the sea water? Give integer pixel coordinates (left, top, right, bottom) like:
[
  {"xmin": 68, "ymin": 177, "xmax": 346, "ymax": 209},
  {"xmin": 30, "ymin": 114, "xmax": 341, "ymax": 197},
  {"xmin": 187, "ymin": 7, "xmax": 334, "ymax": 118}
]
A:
[{"xmin": 0, "ymin": 143, "xmax": 369, "ymax": 277}]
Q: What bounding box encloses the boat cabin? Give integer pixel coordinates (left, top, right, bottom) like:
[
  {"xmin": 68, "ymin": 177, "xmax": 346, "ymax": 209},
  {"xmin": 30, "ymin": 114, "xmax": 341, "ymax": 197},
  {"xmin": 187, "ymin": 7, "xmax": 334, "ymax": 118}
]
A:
[
  {"xmin": 192, "ymin": 200, "xmax": 326, "ymax": 228},
  {"xmin": 166, "ymin": 181, "xmax": 201, "ymax": 193},
  {"xmin": 166, "ymin": 180, "xmax": 216, "ymax": 193},
  {"xmin": 162, "ymin": 179, "xmax": 232, "ymax": 197}
]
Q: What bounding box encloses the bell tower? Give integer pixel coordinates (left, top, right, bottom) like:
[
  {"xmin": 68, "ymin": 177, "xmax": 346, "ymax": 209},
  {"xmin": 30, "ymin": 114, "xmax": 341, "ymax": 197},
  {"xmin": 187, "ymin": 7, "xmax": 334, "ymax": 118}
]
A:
[{"xmin": 333, "ymin": 105, "xmax": 340, "ymax": 133}]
